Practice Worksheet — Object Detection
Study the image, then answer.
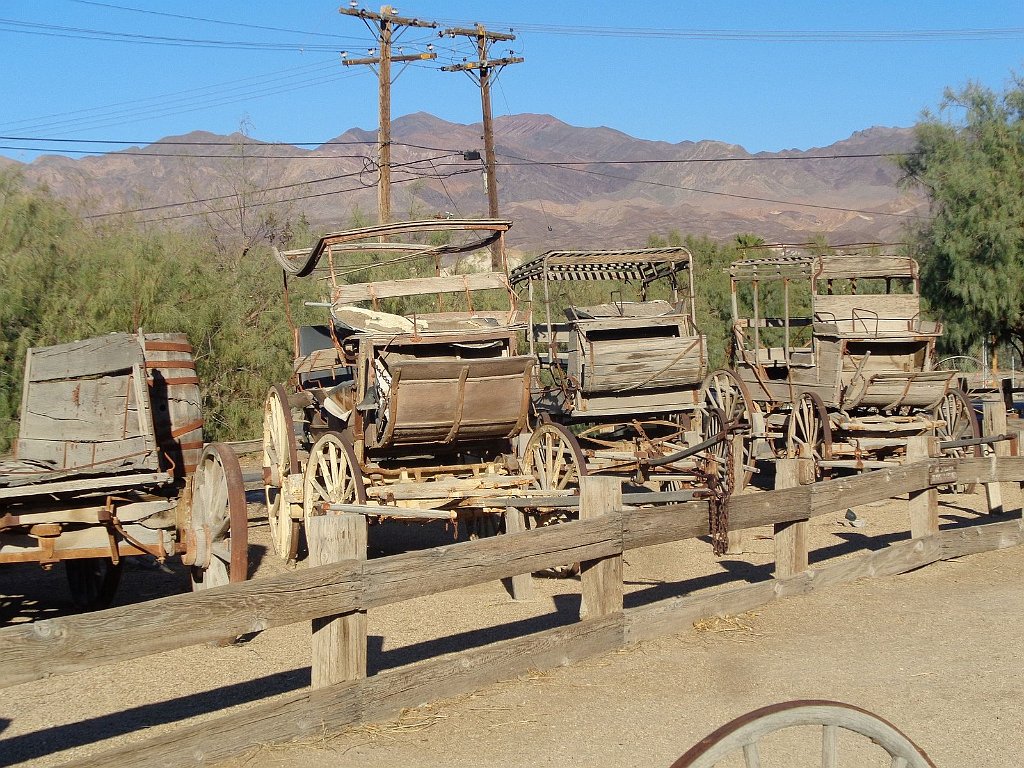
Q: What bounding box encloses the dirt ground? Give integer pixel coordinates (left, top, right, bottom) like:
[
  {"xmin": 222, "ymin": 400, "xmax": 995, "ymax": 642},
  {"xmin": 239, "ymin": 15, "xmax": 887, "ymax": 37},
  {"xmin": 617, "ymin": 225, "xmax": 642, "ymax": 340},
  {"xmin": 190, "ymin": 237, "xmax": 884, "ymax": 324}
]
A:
[{"xmin": 1, "ymin": 481, "xmax": 1022, "ymax": 767}]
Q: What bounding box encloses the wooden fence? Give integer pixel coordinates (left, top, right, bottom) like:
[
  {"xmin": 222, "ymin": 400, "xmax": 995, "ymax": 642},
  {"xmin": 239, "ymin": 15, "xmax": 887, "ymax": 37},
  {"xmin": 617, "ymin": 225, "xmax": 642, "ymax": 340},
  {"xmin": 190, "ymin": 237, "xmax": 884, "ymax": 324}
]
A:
[{"xmin": 1, "ymin": 438, "xmax": 1022, "ymax": 767}]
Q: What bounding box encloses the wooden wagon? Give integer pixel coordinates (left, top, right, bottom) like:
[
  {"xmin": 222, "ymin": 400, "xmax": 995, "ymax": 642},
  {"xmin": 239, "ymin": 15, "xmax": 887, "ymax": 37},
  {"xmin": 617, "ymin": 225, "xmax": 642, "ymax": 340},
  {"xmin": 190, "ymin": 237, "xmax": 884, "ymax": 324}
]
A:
[
  {"xmin": 508, "ymin": 248, "xmax": 734, "ymax": 503},
  {"xmin": 707, "ymin": 251, "xmax": 979, "ymax": 477},
  {"xmin": 263, "ymin": 219, "xmax": 541, "ymax": 561},
  {"xmin": 0, "ymin": 332, "xmax": 248, "ymax": 609}
]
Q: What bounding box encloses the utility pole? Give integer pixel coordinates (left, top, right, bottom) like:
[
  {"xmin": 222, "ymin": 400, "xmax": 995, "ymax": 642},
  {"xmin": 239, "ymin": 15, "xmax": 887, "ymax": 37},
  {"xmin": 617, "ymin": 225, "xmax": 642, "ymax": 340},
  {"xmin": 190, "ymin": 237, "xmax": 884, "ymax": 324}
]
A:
[
  {"xmin": 441, "ymin": 25, "xmax": 523, "ymax": 269},
  {"xmin": 340, "ymin": 5, "xmax": 437, "ymax": 225}
]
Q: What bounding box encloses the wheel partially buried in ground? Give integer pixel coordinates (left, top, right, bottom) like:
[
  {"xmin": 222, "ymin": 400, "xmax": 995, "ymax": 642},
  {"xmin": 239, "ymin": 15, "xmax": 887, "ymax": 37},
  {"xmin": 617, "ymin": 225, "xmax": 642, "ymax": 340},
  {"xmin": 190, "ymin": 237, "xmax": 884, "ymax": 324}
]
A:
[
  {"xmin": 263, "ymin": 383, "xmax": 302, "ymax": 561},
  {"xmin": 188, "ymin": 442, "xmax": 249, "ymax": 590},
  {"xmin": 670, "ymin": 699, "xmax": 936, "ymax": 767},
  {"xmin": 302, "ymin": 431, "xmax": 366, "ymax": 528},
  {"xmin": 932, "ymin": 387, "xmax": 981, "ymax": 494},
  {"xmin": 65, "ymin": 557, "xmax": 123, "ymax": 611}
]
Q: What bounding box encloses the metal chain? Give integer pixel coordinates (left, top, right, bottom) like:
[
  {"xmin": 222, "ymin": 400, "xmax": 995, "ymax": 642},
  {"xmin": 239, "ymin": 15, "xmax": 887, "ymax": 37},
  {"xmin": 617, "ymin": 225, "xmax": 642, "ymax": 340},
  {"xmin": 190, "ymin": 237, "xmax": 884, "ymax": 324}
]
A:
[{"xmin": 708, "ymin": 436, "xmax": 734, "ymax": 557}]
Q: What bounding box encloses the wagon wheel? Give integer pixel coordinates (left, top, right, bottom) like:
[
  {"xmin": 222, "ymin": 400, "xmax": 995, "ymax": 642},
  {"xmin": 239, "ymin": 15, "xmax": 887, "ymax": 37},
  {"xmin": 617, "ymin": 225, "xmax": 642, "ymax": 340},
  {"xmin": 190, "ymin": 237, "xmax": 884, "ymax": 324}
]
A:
[
  {"xmin": 697, "ymin": 406, "xmax": 733, "ymax": 499},
  {"xmin": 523, "ymin": 422, "xmax": 588, "ymax": 494},
  {"xmin": 669, "ymin": 699, "xmax": 935, "ymax": 768},
  {"xmin": 785, "ymin": 391, "xmax": 833, "ymax": 476},
  {"xmin": 699, "ymin": 369, "xmax": 760, "ymax": 488},
  {"xmin": 932, "ymin": 387, "xmax": 980, "ymax": 494},
  {"xmin": 263, "ymin": 383, "xmax": 301, "ymax": 561},
  {"xmin": 65, "ymin": 557, "xmax": 123, "ymax": 611},
  {"xmin": 521, "ymin": 422, "xmax": 588, "ymax": 576},
  {"xmin": 188, "ymin": 442, "xmax": 249, "ymax": 590},
  {"xmin": 302, "ymin": 431, "xmax": 366, "ymax": 528}
]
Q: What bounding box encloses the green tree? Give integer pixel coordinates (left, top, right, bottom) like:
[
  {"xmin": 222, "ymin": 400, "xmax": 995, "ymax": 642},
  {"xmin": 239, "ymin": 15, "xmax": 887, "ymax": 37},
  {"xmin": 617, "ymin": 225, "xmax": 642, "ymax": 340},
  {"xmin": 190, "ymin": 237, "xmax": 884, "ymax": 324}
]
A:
[{"xmin": 898, "ymin": 75, "xmax": 1024, "ymax": 358}]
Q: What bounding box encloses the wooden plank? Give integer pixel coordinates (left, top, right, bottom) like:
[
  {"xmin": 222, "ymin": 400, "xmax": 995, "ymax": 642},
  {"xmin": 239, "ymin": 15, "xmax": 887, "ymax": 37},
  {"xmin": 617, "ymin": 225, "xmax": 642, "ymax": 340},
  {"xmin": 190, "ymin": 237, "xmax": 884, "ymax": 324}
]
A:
[
  {"xmin": 907, "ymin": 437, "xmax": 938, "ymax": 538},
  {"xmin": 0, "ymin": 469, "xmax": 170, "ymax": 500},
  {"xmin": 502, "ymin": 507, "xmax": 535, "ymax": 600},
  {"xmin": 332, "ymin": 272, "xmax": 510, "ymax": 304},
  {"xmin": 773, "ymin": 458, "xmax": 810, "ymax": 578},
  {"xmin": 579, "ymin": 477, "xmax": 623, "ymax": 619},
  {"xmin": 25, "ymin": 333, "xmax": 142, "ymax": 382},
  {"xmin": 627, "ymin": 516, "xmax": 1024, "ymax": 644},
  {"xmin": 813, "ymin": 293, "xmax": 920, "ymax": 322},
  {"xmin": 20, "ymin": 375, "xmax": 146, "ymax": 442},
  {"xmin": 13, "ymin": 436, "xmax": 157, "ymax": 474},
  {"xmin": 61, "ymin": 614, "xmax": 626, "ymax": 768},
  {"xmin": 309, "ymin": 514, "xmax": 368, "ymax": 688},
  {"xmin": 0, "ymin": 514, "xmax": 621, "ymax": 688}
]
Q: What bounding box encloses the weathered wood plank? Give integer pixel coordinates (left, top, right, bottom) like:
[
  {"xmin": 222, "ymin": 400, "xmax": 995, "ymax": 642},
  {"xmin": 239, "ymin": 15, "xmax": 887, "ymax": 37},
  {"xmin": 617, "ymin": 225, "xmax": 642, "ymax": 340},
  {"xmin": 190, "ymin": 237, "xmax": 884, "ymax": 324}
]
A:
[
  {"xmin": 332, "ymin": 272, "xmax": 510, "ymax": 304},
  {"xmin": 502, "ymin": 507, "xmax": 535, "ymax": 600},
  {"xmin": 309, "ymin": 514, "xmax": 368, "ymax": 688},
  {"xmin": 60, "ymin": 614, "xmax": 626, "ymax": 768},
  {"xmin": 773, "ymin": 458, "xmax": 809, "ymax": 578},
  {"xmin": 25, "ymin": 333, "xmax": 143, "ymax": 382},
  {"xmin": 626, "ymin": 517, "xmax": 1024, "ymax": 644},
  {"xmin": 907, "ymin": 437, "xmax": 938, "ymax": 538},
  {"xmin": 12, "ymin": 436, "xmax": 157, "ymax": 475},
  {"xmin": 20, "ymin": 375, "xmax": 145, "ymax": 442},
  {"xmin": 579, "ymin": 477, "xmax": 623, "ymax": 619},
  {"xmin": 0, "ymin": 515, "xmax": 621, "ymax": 688}
]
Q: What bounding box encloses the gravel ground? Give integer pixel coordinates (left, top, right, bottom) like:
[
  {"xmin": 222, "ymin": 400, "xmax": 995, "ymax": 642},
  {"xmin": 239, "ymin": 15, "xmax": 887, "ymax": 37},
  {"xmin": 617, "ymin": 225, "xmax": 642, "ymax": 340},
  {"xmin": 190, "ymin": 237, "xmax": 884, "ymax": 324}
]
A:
[{"xmin": 1, "ymin": 481, "xmax": 1021, "ymax": 767}]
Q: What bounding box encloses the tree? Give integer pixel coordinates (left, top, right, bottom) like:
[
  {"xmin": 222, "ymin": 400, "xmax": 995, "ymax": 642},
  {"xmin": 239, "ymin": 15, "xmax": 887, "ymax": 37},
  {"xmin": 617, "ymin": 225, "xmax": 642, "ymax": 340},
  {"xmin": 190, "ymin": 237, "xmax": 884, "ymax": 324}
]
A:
[{"xmin": 898, "ymin": 75, "xmax": 1024, "ymax": 359}]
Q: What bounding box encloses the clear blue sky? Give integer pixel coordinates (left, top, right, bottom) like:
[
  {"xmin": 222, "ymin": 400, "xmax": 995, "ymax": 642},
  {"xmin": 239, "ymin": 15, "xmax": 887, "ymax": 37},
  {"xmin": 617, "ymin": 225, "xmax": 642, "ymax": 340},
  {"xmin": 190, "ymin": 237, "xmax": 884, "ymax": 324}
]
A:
[{"xmin": 1, "ymin": 1, "xmax": 1022, "ymax": 162}]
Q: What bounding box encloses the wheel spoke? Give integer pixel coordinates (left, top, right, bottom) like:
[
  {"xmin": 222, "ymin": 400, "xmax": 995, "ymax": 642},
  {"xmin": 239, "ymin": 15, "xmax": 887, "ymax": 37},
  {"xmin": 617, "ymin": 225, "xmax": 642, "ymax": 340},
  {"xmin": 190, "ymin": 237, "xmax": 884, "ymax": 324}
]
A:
[
  {"xmin": 822, "ymin": 724, "xmax": 837, "ymax": 768},
  {"xmin": 742, "ymin": 740, "xmax": 762, "ymax": 768}
]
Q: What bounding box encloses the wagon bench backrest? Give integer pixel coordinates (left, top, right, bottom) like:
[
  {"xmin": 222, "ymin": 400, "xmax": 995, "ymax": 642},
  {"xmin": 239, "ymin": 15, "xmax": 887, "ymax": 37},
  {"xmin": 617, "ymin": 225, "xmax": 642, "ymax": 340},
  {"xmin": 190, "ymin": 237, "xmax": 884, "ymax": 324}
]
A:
[
  {"xmin": 16, "ymin": 334, "xmax": 161, "ymax": 473},
  {"xmin": 331, "ymin": 272, "xmax": 513, "ymax": 307}
]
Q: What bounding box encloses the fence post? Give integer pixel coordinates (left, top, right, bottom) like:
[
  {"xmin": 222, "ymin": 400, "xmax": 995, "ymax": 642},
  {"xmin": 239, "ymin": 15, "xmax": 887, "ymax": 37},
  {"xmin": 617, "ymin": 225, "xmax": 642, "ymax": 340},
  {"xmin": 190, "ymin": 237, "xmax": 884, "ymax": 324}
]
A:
[
  {"xmin": 907, "ymin": 435, "xmax": 939, "ymax": 538},
  {"xmin": 726, "ymin": 434, "xmax": 746, "ymax": 555},
  {"xmin": 773, "ymin": 457, "xmax": 813, "ymax": 578},
  {"xmin": 502, "ymin": 507, "xmax": 535, "ymax": 601},
  {"xmin": 309, "ymin": 513, "xmax": 368, "ymax": 688},
  {"xmin": 981, "ymin": 394, "xmax": 1019, "ymax": 515},
  {"xmin": 579, "ymin": 476, "xmax": 623, "ymax": 620}
]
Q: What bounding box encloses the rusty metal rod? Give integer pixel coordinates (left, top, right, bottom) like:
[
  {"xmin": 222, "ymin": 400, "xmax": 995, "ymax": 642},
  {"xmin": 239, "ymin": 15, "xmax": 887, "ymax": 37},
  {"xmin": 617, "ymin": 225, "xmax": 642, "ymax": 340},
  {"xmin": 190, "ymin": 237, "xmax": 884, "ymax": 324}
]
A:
[{"xmin": 939, "ymin": 433, "xmax": 1014, "ymax": 450}]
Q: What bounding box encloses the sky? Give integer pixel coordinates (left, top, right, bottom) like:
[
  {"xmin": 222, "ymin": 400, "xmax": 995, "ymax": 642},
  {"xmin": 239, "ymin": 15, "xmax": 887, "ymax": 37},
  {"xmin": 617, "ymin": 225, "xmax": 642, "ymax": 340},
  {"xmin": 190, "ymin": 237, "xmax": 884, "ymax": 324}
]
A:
[{"xmin": 0, "ymin": 1, "xmax": 1022, "ymax": 163}]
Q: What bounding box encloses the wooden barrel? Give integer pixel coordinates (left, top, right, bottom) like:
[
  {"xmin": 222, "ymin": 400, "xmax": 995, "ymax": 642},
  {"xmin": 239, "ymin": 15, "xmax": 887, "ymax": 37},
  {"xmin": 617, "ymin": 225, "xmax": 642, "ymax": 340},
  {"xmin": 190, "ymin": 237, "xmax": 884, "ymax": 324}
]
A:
[{"xmin": 143, "ymin": 333, "xmax": 204, "ymax": 478}]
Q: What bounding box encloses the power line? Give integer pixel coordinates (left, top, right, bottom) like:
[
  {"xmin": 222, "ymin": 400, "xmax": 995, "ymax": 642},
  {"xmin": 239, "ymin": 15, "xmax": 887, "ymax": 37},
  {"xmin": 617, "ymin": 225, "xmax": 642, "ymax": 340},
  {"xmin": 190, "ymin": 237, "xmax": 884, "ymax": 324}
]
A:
[
  {"xmin": 133, "ymin": 168, "xmax": 480, "ymax": 225},
  {"xmin": 83, "ymin": 153, "xmax": 466, "ymax": 218},
  {"xmin": 493, "ymin": 150, "xmax": 925, "ymax": 219},
  {"xmin": 0, "ymin": 18, "xmax": 349, "ymax": 52},
  {"xmin": 1, "ymin": 134, "xmax": 916, "ymax": 163},
  {"xmin": 433, "ymin": 19, "xmax": 1024, "ymax": 42},
  {"xmin": 0, "ymin": 58, "xmax": 339, "ymax": 132},
  {"xmin": 67, "ymin": 0, "xmax": 358, "ymax": 41}
]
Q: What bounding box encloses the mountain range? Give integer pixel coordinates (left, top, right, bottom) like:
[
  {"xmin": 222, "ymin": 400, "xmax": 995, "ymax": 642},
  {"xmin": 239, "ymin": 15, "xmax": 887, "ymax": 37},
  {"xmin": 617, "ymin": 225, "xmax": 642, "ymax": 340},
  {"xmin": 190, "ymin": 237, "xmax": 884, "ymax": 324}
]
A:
[{"xmin": 6, "ymin": 113, "xmax": 925, "ymax": 253}]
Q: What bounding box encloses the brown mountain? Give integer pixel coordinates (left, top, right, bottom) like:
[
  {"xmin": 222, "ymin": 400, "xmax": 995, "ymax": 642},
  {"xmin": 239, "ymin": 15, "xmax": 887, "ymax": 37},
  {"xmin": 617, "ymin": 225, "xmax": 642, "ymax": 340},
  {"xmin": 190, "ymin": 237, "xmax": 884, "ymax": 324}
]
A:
[{"xmin": 12, "ymin": 113, "xmax": 923, "ymax": 252}]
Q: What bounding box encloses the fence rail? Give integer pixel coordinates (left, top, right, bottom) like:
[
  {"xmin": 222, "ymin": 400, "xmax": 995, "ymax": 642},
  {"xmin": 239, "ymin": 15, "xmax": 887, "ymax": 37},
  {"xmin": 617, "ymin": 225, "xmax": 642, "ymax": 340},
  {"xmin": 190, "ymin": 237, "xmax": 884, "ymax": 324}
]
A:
[{"xmin": 1, "ymin": 439, "xmax": 1022, "ymax": 768}]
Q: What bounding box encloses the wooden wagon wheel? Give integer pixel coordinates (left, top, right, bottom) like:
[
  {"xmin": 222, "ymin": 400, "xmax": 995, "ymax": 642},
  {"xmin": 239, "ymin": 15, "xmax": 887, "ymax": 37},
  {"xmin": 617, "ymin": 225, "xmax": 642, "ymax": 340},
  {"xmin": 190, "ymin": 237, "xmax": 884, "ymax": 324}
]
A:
[
  {"xmin": 670, "ymin": 699, "xmax": 935, "ymax": 768},
  {"xmin": 302, "ymin": 431, "xmax": 366, "ymax": 528},
  {"xmin": 263, "ymin": 383, "xmax": 301, "ymax": 561},
  {"xmin": 696, "ymin": 405, "xmax": 733, "ymax": 499},
  {"xmin": 523, "ymin": 422, "xmax": 588, "ymax": 494},
  {"xmin": 785, "ymin": 391, "xmax": 833, "ymax": 474},
  {"xmin": 188, "ymin": 442, "xmax": 249, "ymax": 590},
  {"xmin": 932, "ymin": 387, "xmax": 980, "ymax": 494},
  {"xmin": 699, "ymin": 369, "xmax": 760, "ymax": 488},
  {"xmin": 65, "ymin": 557, "xmax": 123, "ymax": 611},
  {"xmin": 521, "ymin": 422, "xmax": 588, "ymax": 576}
]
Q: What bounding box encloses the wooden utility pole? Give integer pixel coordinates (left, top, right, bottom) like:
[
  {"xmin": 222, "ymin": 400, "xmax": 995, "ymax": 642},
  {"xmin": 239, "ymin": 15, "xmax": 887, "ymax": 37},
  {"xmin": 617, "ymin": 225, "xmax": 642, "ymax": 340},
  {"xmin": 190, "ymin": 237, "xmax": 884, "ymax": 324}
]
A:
[
  {"xmin": 340, "ymin": 5, "xmax": 437, "ymax": 225},
  {"xmin": 441, "ymin": 25, "xmax": 523, "ymax": 269}
]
